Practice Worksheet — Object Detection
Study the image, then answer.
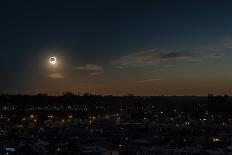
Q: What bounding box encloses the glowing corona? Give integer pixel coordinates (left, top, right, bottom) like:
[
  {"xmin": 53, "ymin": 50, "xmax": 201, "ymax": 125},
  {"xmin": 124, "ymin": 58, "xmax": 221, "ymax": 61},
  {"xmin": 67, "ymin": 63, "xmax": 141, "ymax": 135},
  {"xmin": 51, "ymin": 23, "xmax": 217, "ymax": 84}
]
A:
[{"xmin": 49, "ymin": 57, "xmax": 56, "ymax": 64}]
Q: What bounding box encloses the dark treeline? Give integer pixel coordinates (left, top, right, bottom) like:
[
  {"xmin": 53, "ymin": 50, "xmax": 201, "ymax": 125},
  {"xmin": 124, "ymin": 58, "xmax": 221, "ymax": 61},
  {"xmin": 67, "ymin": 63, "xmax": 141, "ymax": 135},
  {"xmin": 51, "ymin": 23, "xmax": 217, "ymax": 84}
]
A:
[{"xmin": 0, "ymin": 93, "xmax": 231, "ymax": 115}]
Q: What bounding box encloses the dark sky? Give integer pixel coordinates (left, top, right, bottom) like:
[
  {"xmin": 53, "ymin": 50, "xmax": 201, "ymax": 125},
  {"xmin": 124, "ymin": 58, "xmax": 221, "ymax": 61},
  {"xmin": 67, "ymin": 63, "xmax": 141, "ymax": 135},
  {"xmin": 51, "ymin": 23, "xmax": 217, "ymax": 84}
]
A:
[{"xmin": 1, "ymin": 0, "xmax": 232, "ymax": 95}]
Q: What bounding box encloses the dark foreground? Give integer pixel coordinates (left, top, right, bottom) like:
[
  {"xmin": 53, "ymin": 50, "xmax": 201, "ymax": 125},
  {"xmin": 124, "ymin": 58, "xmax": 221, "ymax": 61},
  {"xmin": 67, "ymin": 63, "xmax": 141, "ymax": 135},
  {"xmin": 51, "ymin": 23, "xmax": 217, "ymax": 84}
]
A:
[{"xmin": 0, "ymin": 94, "xmax": 232, "ymax": 155}]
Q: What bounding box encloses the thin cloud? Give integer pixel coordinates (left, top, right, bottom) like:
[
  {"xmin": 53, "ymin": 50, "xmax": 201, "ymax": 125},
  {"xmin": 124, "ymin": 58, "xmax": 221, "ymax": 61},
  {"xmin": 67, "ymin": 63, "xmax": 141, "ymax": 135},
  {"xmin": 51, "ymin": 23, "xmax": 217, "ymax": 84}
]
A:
[
  {"xmin": 137, "ymin": 78, "xmax": 165, "ymax": 83},
  {"xmin": 222, "ymin": 37, "xmax": 232, "ymax": 48},
  {"xmin": 90, "ymin": 72, "xmax": 104, "ymax": 76},
  {"xmin": 112, "ymin": 48, "xmax": 224, "ymax": 68},
  {"xmin": 48, "ymin": 72, "xmax": 65, "ymax": 79},
  {"xmin": 75, "ymin": 64, "xmax": 104, "ymax": 71}
]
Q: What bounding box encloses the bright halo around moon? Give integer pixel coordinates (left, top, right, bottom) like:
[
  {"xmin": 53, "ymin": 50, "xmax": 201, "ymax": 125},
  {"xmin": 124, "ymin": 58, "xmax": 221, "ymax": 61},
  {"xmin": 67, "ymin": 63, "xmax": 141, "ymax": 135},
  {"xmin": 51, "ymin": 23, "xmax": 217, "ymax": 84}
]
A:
[{"xmin": 49, "ymin": 57, "xmax": 56, "ymax": 64}]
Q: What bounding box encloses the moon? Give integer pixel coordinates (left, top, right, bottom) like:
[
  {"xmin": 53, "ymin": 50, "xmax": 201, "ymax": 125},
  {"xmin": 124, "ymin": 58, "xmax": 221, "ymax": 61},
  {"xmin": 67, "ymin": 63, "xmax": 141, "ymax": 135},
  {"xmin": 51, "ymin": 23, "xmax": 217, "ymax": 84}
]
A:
[{"xmin": 49, "ymin": 57, "xmax": 56, "ymax": 64}]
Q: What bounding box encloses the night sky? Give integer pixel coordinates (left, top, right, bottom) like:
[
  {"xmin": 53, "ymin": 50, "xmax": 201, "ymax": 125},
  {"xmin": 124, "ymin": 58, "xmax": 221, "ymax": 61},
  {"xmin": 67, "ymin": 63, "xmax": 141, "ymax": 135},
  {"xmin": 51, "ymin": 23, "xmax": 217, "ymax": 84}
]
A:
[{"xmin": 1, "ymin": 0, "xmax": 232, "ymax": 95}]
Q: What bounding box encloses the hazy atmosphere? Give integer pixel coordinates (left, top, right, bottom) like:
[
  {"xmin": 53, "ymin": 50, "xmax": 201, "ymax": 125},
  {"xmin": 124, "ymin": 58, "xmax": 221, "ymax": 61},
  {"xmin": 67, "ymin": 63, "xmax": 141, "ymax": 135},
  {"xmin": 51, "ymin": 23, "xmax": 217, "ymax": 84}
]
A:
[{"xmin": 1, "ymin": 0, "xmax": 232, "ymax": 95}]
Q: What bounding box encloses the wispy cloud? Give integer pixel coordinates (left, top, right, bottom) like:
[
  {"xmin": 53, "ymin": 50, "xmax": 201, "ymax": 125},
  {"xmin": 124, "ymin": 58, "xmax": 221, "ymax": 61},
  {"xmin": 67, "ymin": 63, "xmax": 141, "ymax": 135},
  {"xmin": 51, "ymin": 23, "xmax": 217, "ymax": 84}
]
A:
[
  {"xmin": 75, "ymin": 64, "xmax": 104, "ymax": 76},
  {"xmin": 112, "ymin": 48, "xmax": 224, "ymax": 68},
  {"xmin": 75, "ymin": 64, "xmax": 104, "ymax": 71},
  {"xmin": 222, "ymin": 37, "xmax": 232, "ymax": 49},
  {"xmin": 48, "ymin": 72, "xmax": 65, "ymax": 79},
  {"xmin": 90, "ymin": 72, "xmax": 104, "ymax": 76},
  {"xmin": 136, "ymin": 78, "xmax": 165, "ymax": 83}
]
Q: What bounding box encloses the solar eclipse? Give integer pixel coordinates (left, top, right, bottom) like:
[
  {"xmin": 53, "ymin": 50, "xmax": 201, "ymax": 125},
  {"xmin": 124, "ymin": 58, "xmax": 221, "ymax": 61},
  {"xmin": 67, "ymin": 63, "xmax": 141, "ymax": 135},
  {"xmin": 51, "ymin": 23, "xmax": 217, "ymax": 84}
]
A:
[{"xmin": 49, "ymin": 57, "xmax": 56, "ymax": 64}]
